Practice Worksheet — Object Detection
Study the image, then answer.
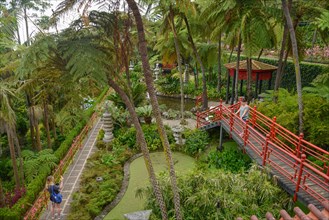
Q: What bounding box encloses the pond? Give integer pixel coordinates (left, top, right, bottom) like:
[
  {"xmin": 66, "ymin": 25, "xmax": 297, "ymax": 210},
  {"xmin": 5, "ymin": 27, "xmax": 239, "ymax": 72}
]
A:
[
  {"xmin": 105, "ymin": 152, "xmax": 195, "ymax": 220},
  {"xmin": 156, "ymin": 95, "xmax": 196, "ymax": 111}
]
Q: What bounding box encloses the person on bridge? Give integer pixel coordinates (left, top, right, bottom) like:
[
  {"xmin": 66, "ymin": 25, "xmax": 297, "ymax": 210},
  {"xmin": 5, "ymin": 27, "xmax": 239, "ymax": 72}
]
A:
[
  {"xmin": 46, "ymin": 175, "xmax": 64, "ymax": 220},
  {"xmin": 236, "ymin": 99, "xmax": 250, "ymax": 136}
]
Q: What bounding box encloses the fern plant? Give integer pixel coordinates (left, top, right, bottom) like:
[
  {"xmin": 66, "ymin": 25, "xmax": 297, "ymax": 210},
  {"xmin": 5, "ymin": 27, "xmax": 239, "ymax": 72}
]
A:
[{"xmin": 22, "ymin": 149, "xmax": 57, "ymax": 183}]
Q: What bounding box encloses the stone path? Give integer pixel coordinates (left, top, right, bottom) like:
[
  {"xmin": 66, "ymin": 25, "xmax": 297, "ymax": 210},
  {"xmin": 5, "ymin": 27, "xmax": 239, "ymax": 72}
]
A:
[{"xmin": 40, "ymin": 118, "xmax": 102, "ymax": 220}]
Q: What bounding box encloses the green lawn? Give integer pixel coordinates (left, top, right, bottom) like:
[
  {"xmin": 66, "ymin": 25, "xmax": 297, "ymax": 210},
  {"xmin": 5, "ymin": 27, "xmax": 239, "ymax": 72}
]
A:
[{"xmin": 105, "ymin": 152, "xmax": 195, "ymax": 220}]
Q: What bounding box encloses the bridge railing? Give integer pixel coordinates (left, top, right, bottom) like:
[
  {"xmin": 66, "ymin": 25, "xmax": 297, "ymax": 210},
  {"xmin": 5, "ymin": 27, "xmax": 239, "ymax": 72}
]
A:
[
  {"xmin": 249, "ymin": 107, "xmax": 329, "ymax": 177},
  {"xmin": 196, "ymin": 101, "xmax": 329, "ymax": 205}
]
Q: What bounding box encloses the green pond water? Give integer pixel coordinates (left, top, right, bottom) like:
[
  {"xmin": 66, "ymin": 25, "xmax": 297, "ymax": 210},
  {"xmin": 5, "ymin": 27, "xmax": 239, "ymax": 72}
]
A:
[
  {"xmin": 105, "ymin": 152, "xmax": 195, "ymax": 220},
  {"xmin": 156, "ymin": 95, "xmax": 196, "ymax": 111}
]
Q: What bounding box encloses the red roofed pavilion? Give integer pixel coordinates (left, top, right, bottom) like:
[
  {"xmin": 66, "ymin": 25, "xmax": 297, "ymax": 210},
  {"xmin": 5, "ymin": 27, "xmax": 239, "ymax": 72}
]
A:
[{"xmin": 224, "ymin": 59, "xmax": 277, "ymax": 104}]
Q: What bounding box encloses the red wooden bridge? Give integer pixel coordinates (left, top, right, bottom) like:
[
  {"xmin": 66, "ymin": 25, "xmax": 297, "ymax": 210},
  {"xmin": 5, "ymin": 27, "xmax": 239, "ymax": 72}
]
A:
[{"xmin": 197, "ymin": 101, "xmax": 329, "ymax": 209}]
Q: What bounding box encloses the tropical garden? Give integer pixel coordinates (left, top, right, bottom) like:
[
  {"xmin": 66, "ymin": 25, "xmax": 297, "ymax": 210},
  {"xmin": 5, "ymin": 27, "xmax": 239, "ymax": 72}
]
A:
[{"xmin": 0, "ymin": 0, "xmax": 328, "ymax": 219}]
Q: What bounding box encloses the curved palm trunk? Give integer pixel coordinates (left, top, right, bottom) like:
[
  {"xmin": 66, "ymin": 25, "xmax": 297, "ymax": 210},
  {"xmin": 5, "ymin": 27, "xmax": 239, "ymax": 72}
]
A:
[
  {"xmin": 7, "ymin": 126, "xmax": 20, "ymax": 188},
  {"xmin": 233, "ymin": 32, "xmax": 242, "ymax": 104},
  {"xmin": 282, "ymin": 0, "xmax": 304, "ymax": 133},
  {"xmin": 24, "ymin": 6, "xmax": 30, "ymax": 45},
  {"xmin": 169, "ymin": 7, "xmax": 185, "ymax": 122},
  {"xmin": 183, "ymin": 16, "xmax": 208, "ymax": 110},
  {"xmin": 246, "ymin": 58, "xmax": 252, "ymax": 102},
  {"xmin": 125, "ymin": 0, "xmax": 182, "ymax": 219},
  {"xmin": 33, "ymin": 106, "xmax": 42, "ymax": 151},
  {"xmin": 13, "ymin": 129, "xmax": 24, "ymax": 186},
  {"xmin": 217, "ymin": 34, "xmax": 222, "ymax": 92},
  {"xmin": 26, "ymin": 94, "xmax": 36, "ymax": 149},
  {"xmin": 274, "ymin": 22, "xmax": 289, "ymax": 103},
  {"xmin": 108, "ymin": 78, "xmax": 168, "ymax": 220}
]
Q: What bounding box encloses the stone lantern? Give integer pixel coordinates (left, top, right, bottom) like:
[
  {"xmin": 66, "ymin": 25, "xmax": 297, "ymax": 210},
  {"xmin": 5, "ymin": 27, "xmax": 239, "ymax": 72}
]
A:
[
  {"xmin": 154, "ymin": 63, "xmax": 160, "ymax": 81},
  {"xmin": 172, "ymin": 125, "xmax": 185, "ymax": 145},
  {"xmin": 102, "ymin": 103, "xmax": 114, "ymax": 143}
]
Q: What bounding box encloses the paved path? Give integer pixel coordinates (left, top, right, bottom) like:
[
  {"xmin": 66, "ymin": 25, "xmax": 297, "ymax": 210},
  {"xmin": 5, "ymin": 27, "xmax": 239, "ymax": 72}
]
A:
[{"xmin": 40, "ymin": 118, "xmax": 102, "ymax": 220}]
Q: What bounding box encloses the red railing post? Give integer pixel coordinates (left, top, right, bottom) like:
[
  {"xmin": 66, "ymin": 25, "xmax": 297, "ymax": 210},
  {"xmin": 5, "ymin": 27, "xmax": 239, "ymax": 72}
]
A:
[
  {"xmin": 243, "ymin": 119, "xmax": 249, "ymax": 146},
  {"xmin": 229, "ymin": 108, "xmax": 234, "ymax": 138},
  {"xmin": 218, "ymin": 99, "xmax": 223, "ymax": 120},
  {"xmin": 251, "ymin": 106, "xmax": 257, "ymax": 128},
  {"xmin": 270, "ymin": 116, "xmax": 277, "ymax": 139},
  {"xmin": 294, "ymin": 154, "xmax": 306, "ymax": 202},
  {"xmin": 196, "ymin": 112, "xmax": 200, "ymax": 128},
  {"xmin": 59, "ymin": 160, "xmax": 63, "ymax": 175},
  {"xmin": 295, "ymin": 133, "xmax": 304, "ymax": 158},
  {"xmin": 262, "ymin": 134, "xmax": 270, "ymax": 166}
]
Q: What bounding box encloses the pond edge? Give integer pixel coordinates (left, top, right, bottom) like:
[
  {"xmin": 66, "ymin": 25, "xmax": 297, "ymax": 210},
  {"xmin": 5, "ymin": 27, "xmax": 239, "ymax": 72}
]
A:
[{"xmin": 94, "ymin": 153, "xmax": 143, "ymax": 220}]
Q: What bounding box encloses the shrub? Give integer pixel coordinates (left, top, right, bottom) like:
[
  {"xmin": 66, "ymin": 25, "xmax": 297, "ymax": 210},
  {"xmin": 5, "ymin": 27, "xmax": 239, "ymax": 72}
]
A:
[
  {"xmin": 140, "ymin": 166, "xmax": 293, "ymax": 220},
  {"xmin": 206, "ymin": 142, "xmax": 252, "ymax": 173},
  {"xmin": 183, "ymin": 129, "xmax": 209, "ymax": 156}
]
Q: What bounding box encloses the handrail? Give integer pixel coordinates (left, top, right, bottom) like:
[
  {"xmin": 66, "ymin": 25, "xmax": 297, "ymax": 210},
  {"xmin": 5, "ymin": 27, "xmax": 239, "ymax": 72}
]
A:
[{"xmin": 197, "ymin": 102, "xmax": 329, "ymax": 206}]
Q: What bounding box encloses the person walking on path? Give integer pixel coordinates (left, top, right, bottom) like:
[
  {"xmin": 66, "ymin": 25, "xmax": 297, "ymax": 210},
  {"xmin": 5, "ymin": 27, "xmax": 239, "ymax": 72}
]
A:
[
  {"xmin": 236, "ymin": 99, "xmax": 250, "ymax": 136},
  {"xmin": 46, "ymin": 175, "xmax": 64, "ymax": 220}
]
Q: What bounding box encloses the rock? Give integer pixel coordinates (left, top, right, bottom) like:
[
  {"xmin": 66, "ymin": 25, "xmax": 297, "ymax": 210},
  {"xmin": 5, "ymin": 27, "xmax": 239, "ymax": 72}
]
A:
[{"xmin": 123, "ymin": 210, "xmax": 152, "ymax": 220}]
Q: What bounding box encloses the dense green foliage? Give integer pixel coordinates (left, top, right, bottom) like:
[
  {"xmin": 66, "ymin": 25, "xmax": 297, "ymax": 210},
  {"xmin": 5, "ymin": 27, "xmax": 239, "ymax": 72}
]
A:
[
  {"xmin": 206, "ymin": 142, "xmax": 252, "ymax": 173},
  {"xmin": 257, "ymin": 89, "xmax": 329, "ymax": 149},
  {"xmin": 114, "ymin": 124, "xmax": 175, "ymax": 151},
  {"xmin": 183, "ymin": 129, "xmax": 209, "ymax": 156},
  {"xmin": 68, "ymin": 147, "xmax": 133, "ymax": 220},
  {"xmin": 140, "ymin": 166, "xmax": 293, "ymax": 220},
  {"xmin": 0, "ymin": 87, "xmax": 108, "ymax": 219}
]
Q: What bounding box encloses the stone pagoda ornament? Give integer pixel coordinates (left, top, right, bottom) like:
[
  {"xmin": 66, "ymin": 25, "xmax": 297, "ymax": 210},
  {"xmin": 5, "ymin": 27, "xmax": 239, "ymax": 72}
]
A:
[
  {"xmin": 102, "ymin": 103, "xmax": 114, "ymax": 143},
  {"xmin": 172, "ymin": 125, "xmax": 185, "ymax": 145}
]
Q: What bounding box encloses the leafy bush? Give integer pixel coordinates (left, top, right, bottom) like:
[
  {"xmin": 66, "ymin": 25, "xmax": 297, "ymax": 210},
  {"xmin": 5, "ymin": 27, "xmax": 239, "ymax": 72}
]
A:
[
  {"xmin": 140, "ymin": 165, "xmax": 293, "ymax": 220},
  {"xmin": 206, "ymin": 142, "xmax": 252, "ymax": 173},
  {"xmin": 183, "ymin": 129, "xmax": 209, "ymax": 156},
  {"xmin": 257, "ymin": 88, "xmax": 329, "ymax": 149},
  {"xmin": 67, "ymin": 147, "xmax": 133, "ymax": 220},
  {"xmin": 114, "ymin": 124, "xmax": 175, "ymax": 152},
  {"xmin": 155, "ymin": 76, "xmax": 180, "ymax": 95}
]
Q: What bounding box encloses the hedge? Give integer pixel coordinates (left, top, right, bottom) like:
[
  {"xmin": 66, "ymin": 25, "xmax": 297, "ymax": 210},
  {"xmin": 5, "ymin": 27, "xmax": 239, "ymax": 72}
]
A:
[
  {"xmin": 229, "ymin": 54, "xmax": 328, "ymax": 91},
  {"xmin": 0, "ymin": 86, "xmax": 109, "ymax": 220}
]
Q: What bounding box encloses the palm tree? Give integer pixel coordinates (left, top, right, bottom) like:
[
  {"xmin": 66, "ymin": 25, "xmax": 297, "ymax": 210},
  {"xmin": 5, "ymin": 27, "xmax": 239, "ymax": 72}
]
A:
[
  {"xmin": 125, "ymin": 0, "xmax": 182, "ymax": 219},
  {"xmin": 282, "ymin": 0, "xmax": 304, "ymax": 133},
  {"xmin": 0, "ymin": 80, "xmax": 21, "ymax": 188},
  {"xmin": 108, "ymin": 78, "xmax": 168, "ymax": 220}
]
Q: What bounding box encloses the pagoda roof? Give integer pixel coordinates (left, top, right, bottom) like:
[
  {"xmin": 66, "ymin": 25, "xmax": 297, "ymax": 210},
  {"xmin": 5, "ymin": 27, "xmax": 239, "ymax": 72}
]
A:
[{"xmin": 224, "ymin": 59, "xmax": 277, "ymax": 71}]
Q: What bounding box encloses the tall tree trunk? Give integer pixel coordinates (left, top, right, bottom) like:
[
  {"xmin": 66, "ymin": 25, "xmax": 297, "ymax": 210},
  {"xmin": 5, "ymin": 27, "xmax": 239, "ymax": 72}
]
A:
[
  {"xmin": 24, "ymin": 6, "xmax": 30, "ymax": 45},
  {"xmin": 126, "ymin": 1, "xmax": 182, "ymax": 219},
  {"xmin": 33, "ymin": 107, "xmax": 42, "ymax": 151},
  {"xmin": 13, "ymin": 129, "xmax": 24, "ymax": 186},
  {"xmin": 246, "ymin": 58, "xmax": 252, "ymax": 102},
  {"xmin": 108, "ymin": 78, "xmax": 168, "ymax": 220},
  {"xmin": 217, "ymin": 34, "xmax": 222, "ymax": 92},
  {"xmin": 51, "ymin": 117, "xmax": 57, "ymax": 140},
  {"xmin": 7, "ymin": 127, "xmax": 20, "ymax": 188},
  {"xmin": 274, "ymin": 22, "xmax": 289, "ymax": 103},
  {"xmin": 169, "ymin": 7, "xmax": 185, "ymax": 122},
  {"xmin": 194, "ymin": 63, "xmax": 199, "ymax": 89},
  {"xmin": 282, "ymin": 0, "xmax": 304, "ymax": 133},
  {"xmin": 234, "ymin": 32, "xmax": 242, "ymax": 103},
  {"xmin": 26, "ymin": 95, "xmax": 36, "ymax": 149},
  {"xmin": 0, "ymin": 179, "xmax": 5, "ymax": 207},
  {"xmin": 183, "ymin": 16, "xmax": 208, "ymax": 109},
  {"xmin": 43, "ymin": 100, "xmax": 51, "ymax": 148}
]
